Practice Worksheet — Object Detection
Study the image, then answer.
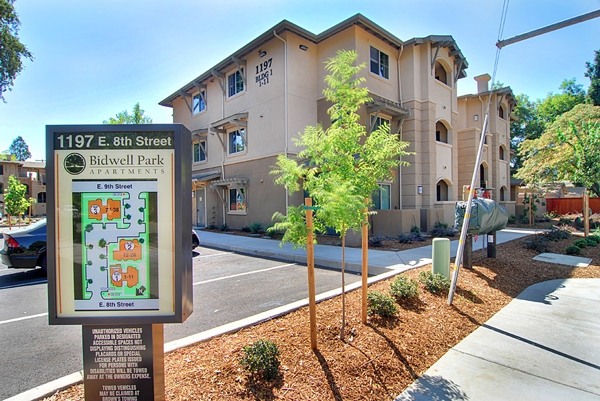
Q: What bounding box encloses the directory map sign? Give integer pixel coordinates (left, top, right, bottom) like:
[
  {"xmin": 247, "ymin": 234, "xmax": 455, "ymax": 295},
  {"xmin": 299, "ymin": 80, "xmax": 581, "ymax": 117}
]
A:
[{"xmin": 46, "ymin": 125, "xmax": 193, "ymax": 325}]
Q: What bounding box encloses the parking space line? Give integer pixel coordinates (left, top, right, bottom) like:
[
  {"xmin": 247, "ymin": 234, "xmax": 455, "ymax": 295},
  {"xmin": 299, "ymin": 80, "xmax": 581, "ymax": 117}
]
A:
[
  {"xmin": 198, "ymin": 251, "xmax": 234, "ymax": 258},
  {"xmin": 0, "ymin": 312, "xmax": 48, "ymax": 325},
  {"xmin": 194, "ymin": 263, "xmax": 297, "ymax": 286}
]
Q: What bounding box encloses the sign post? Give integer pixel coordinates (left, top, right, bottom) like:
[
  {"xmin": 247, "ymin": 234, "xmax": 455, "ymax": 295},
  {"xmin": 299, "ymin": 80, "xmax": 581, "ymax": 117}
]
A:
[{"xmin": 46, "ymin": 124, "xmax": 193, "ymax": 400}]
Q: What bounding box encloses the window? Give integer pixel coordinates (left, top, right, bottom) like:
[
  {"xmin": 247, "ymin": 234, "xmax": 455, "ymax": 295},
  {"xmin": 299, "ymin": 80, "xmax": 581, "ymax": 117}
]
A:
[
  {"xmin": 193, "ymin": 141, "xmax": 206, "ymax": 163},
  {"xmin": 436, "ymin": 180, "xmax": 449, "ymax": 201},
  {"xmin": 370, "ymin": 46, "xmax": 389, "ymax": 79},
  {"xmin": 193, "ymin": 91, "xmax": 206, "ymax": 114},
  {"xmin": 229, "ymin": 188, "xmax": 246, "ymax": 212},
  {"xmin": 500, "ymin": 186, "xmax": 507, "ymax": 202},
  {"xmin": 498, "ymin": 105, "xmax": 506, "ymax": 119},
  {"xmin": 436, "ymin": 121, "xmax": 448, "ymax": 143},
  {"xmin": 0, "ymin": 165, "xmax": 3, "ymax": 175},
  {"xmin": 370, "ymin": 115, "xmax": 391, "ymax": 132},
  {"xmin": 228, "ymin": 129, "xmax": 245, "ymax": 155},
  {"xmin": 434, "ymin": 61, "xmax": 448, "ymax": 85},
  {"xmin": 37, "ymin": 192, "xmax": 46, "ymax": 203},
  {"xmin": 499, "ymin": 145, "xmax": 506, "ymax": 161},
  {"xmin": 372, "ymin": 184, "xmax": 391, "ymax": 210},
  {"xmin": 0, "ymin": 183, "xmax": 3, "ymax": 193},
  {"xmin": 228, "ymin": 69, "xmax": 244, "ymax": 97}
]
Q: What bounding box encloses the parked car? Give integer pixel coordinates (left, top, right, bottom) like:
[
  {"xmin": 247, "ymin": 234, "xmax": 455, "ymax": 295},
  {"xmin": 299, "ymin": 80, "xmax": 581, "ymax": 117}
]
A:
[
  {"xmin": 1, "ymin": 219, "xmax": 48, "ymax": 273},
  {"xmin": 1, "ymin": 219, "xmax": 199, "ymax": 276},
  {"xmin": 192, "ymin": 230, "xmax": 200, "ymax": 249}
]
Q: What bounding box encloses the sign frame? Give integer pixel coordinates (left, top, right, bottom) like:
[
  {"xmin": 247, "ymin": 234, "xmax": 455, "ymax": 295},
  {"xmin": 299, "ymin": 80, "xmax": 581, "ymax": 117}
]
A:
[{"xmin": 46, "ymin": 124, "xmax": 193, "ymax": 325}]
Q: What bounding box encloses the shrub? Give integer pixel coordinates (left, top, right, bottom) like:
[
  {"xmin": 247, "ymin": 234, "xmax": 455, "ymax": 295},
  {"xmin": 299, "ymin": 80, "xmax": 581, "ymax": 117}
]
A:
[
  {"xmin": 219, "ymin": 223, "xmax": 229, "ymax": 231},
  {"xmin": 585, "ymin": 237, "xmax": 598, "ymax": 247},
  {"xmin": 566, "ymin": 245, "xmax": 582, "ymax": 255},
  {"xmin": 419, "ymin": 271, "xmax": 451, "ymax": 294},
  {"xmin": 241, "ymin": 226, "xmax": 251, "ymax": 232},
  {"xmin": 522, "ymin": 234, "xmax": 549, "ymax": 253},
  {"xmin": 430, "ymin": 222, "xmax": 455, "ymax": 238},
  {"xmin": 367, "ymin": 291, "xmax": 398, "ymax": 317},
  {"xmin": 390, "ymin": 276, "xmax": 419, "ymax": 299},
  {"xmin": 586, "ymin": 235, "xmax": 600, "ymax": 244},
  {"xmin": 507, "ymin": 214, "xmax": 516, "ymax": 224},
  {"xmin": 411, "ymin": 225, "xmax": 421, "ymax": 234},
  {"xmin": 398, "ymin": 232, "xmax": 425, "ymax": 243},
  {"xmin": 369, "ymin": 235, "xmax": 385, "ymax": 247},
  {"xmin": 250, "ymin": 222, "xmax": 263, "ymax": 234},
  {"xmin": 574, "ymin": 239, "xmax": 588, "ymax": 249},
  {"xmin": 545, "ymin": 227, "xmax": 571, "ymax": 242},
  {"xmin": 240, "ymin": 340, "xmax": 280, "ymax": 381}
]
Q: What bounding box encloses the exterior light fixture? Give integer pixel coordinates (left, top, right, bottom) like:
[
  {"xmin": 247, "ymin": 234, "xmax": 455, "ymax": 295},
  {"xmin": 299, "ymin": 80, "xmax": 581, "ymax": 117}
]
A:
[
  {"xmin": 258, "ymin": 50, "xmax": 267, "ymax": 58},
  {"xmin": 299, "ymin": 44, "xmax": 308, "ymax": 51},
  {"xmin": 417, "ymin": 186, "xmax": 423, "ymax": 194},
  {"xmin": 474, "ymin": 114, "xmax": 479, "ymax": 121}
]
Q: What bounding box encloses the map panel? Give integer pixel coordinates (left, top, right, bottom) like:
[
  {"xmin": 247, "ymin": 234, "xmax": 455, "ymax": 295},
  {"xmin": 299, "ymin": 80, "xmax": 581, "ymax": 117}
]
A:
[{"xmin": 72, "ymin": 180, "xmax": 159, "ymax": 311}]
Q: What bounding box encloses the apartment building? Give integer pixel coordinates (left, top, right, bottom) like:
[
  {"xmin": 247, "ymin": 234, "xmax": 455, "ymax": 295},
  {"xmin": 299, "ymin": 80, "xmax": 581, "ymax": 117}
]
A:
[
  {"xmin": 159, "ymin": 14, "xmax": 515, "ymax": 235},
  {"xmin": 0, "ymin": 159, "xmax": 47, "ymax": 217}
]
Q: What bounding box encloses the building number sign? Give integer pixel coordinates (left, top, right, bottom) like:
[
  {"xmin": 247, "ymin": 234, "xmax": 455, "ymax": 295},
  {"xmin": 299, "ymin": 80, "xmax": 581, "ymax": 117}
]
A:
[{"xmin": 255, "ymin": 58, "xmax": 273, "ymax": 87}]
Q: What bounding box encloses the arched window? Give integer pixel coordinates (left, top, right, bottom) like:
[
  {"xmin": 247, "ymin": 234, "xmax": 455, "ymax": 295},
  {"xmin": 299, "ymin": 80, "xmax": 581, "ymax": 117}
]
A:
[
  {"xmin": 436, "ymin": 121, "xmax": 448, "ymax": 143},
  {"xmin": 499, "ymin": 146, "xmax": 505, "ymax": 161},
  {"xmin": 498, "ymin": 105, "xmax": 505, "ymax": 119},
  {"xmin": 37, "ymin": 192, "xmax": 46, "ymax": 203},
  {"xmin": 479, "ymin": 164, "xmax": 488, "ymax": 188},
  {"xmin": 436, "ymin": 180, "xmax": 449, "ymax": 201},
  {"xmin": 434, "ymin": 61, "xmax": 448, "ymax": 85},
  {"xmin": 0, "ymin": 183, "xmax": 3, "ymax": 193},
  {"xmin": 500, "ymin": 186, "xmax": 507, "ymax": 201}
]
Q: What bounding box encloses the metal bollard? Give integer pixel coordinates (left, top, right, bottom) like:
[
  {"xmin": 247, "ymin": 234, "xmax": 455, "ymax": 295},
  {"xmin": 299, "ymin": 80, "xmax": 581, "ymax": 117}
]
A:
[{"xmin": 432, "ymin": 237, "xmax": 451, "ymax": 279}]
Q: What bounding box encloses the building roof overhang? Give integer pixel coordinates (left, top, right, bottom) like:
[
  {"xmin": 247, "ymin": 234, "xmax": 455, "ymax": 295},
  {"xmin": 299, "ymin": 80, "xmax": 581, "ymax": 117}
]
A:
[
  {"xmin": 367, "ymin": 96, "xmax": 411, "ymax": 121},
  {"xmin": 192, "ymin": 169, "xmax": 222, "ymax": 182},
  {"xmin": 405, "ymin": 35, "xmax": 469, "ymax": 80},
  {"xmin": 210, "ymin": 178, "xmax": 248, "ymax": 189},
  {"xmin": 159, "ymin": 14, "xmax": 404, "ymax": 108}
]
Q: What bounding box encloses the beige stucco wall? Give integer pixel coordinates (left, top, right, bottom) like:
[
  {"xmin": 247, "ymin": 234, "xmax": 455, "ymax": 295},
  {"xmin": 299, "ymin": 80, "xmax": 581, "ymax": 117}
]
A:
[{"xmin": 370, "ymin": 209, "xmax": 421, "ymax": 236}]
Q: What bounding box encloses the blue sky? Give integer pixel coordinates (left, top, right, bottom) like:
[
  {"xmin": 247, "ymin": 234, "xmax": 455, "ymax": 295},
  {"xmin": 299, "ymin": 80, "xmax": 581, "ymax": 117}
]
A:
[{"xmin": 0, "ymin": 0, "xmax": 598, "ymax": 162}]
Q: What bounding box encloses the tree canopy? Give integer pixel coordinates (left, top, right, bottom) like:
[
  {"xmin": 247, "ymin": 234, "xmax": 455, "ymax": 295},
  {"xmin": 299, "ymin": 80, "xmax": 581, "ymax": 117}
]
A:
[
  {"xmin": 8, "ymin": 135, "xmax": 30, "ymax": 161},
  {"xmin": 0, "ymin": 0, "xmax": 33, "ymax": 102},
  {"xmin": 4, "ymin": 174, "xmax": 30, "ymax": 221},
  {"xmin": 585, "ymin": 49, "xmax": 600, "ymax": 106},
  {"xmin": 103, "ymin": 102, "xmax": 153, "ymax": 124},
  {"xmin": 515, "ymin": 104, "xmax": 600, "ymax": 196}
]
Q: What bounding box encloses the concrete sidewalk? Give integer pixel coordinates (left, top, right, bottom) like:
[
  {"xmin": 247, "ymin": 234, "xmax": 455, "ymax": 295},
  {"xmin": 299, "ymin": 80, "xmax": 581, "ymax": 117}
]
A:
[
  {"xmin": 197, "ymin": 227, "xmax": 541, "ymax": 276},
  {"xmin": 396, "ymin": 278, "xmax": 600, "ymax": 400}
]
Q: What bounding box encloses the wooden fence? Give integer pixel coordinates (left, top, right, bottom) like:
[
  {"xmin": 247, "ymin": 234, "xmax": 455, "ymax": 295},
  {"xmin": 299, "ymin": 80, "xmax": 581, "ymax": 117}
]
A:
[{"xmin": 546, "ymin": 197, "xmax": 600, "ymax": 215}]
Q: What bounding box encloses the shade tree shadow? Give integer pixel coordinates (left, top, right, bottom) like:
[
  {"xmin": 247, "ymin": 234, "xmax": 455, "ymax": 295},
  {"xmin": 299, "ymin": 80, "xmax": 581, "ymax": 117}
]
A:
[{"xmin": 397, "ymin": 374, "xmax": 469, "ymax": 400}]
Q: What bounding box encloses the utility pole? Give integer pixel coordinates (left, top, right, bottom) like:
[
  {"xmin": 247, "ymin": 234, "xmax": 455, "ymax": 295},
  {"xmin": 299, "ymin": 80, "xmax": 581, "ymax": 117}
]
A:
[{"xmin": 497, "ymin": 9, "xmax": 600, "ymax": 49}]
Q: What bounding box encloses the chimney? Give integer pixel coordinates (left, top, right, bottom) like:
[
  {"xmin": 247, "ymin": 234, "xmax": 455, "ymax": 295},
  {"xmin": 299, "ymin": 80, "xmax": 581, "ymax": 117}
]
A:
[{"xmin": 474, "ymin": 73, "xmax": 491, "ymax": 93}]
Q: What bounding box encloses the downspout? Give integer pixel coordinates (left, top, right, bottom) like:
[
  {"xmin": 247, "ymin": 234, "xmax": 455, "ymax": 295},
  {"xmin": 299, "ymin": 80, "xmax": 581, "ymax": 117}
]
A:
[
  {"xmin": 274, "ymin": 30, "xmax": 289, "ymax": 212},
  {"xmin": 478, "ymin": 95, "xmax": 485, "ymax": 189},
  {"xmin": 221, "ymin": 73, "xmax": 227, "ymax": 227},
  {"xmin": 397, "ymin": 45, "xmax": 404, "ymax": 209}
]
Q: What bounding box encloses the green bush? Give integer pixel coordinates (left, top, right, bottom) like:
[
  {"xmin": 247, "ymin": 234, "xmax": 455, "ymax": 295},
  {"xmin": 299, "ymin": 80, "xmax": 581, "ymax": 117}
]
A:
[
  {"xmin": 411, "ymin": 225, "xmax": 421, "ymax": 234},
  {"xmin": 240, "ymin": 340, "xmax": 280, "ymax": 381},
  {"xmin": 390, "ymin": 276, "xmax": 419, "ymax": 299},
  {"xmin": 545, "ymin": 227, "xmax": 571, "ymax": 242},
  {"xmin": 507, "ymin": 214, "xmax": 516, "ymax": 224},
  {"xmin": 430, "ymin": 222, "xmax": 455, "ymax": 238},
  {"xmin": 367, "ymin": 291, "xmax": 398, "ymax": 317},
  {"xmin": 566, "ymin": 245, "xmax": 582, "ymax": 255},
  {"xmin": 398, "ymin": 232, "xmax": 425, "ymax": 243},
  {"xmin": 219, "ymin": 223, "xmax": 229, "ymax": 231},
  {"xmin": 419, "ymin": 271, "xmax": 451, "ymax": 294},
  {"xmin": 585, "ymin": 237, "xmax": 598, "ymax": 247},
  {"xmin": 250, "ymin": 222, "xmax": 263, "ymax": 234},
  {"xmin": 522, "ymin": 234, "xmax": 549, "ymax": 253},
  {"xmin": 586, "ymin": 235, "xmax": 600, "ymax": 244},
  {"xmin": 574, "ymin": 239, "xmax": 588, "ymax": 249},
  {"xmin": 369, "ymin": 235, "xmax": 386, "ymax": 247}
]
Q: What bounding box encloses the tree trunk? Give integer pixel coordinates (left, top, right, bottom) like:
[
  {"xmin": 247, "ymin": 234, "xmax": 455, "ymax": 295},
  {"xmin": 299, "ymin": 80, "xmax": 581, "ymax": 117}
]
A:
[{"xmin": 340, "ymin": 235, "xmax": 346, "ymax": 341}]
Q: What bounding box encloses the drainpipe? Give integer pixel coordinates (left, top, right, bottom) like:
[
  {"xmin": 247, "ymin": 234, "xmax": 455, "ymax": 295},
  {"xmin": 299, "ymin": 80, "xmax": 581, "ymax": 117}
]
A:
[
  {"xmin": 274, "ymin": 30, "xmax": 289, "ymax": 212},
  {"xmin": 221, "ymin": 71, "xmax": 227, "ymax": 227},
  {"xmin": 397, "ymin": 45, "xmax": 404, "ymax": 209}
]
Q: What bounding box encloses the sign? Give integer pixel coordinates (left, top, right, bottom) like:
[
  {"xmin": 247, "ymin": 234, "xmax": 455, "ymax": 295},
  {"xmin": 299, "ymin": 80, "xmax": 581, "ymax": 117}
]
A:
[
  {"xmin": 47, "ymin": 125, "xmax": 193, "ymax": 325},
  {"xmin": 83, "ymin": 324, "xmax": 162, "ymax": 401}
]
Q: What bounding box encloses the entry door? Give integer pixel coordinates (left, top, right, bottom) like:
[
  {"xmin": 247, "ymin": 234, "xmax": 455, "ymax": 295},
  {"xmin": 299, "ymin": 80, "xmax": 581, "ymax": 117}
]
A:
[{"xmin": 196, "ymin": 188, "xmax": 206, "ymax": 227}]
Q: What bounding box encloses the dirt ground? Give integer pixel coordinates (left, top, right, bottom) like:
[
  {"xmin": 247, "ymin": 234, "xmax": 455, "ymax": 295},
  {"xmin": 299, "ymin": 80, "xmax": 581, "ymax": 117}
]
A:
[{"xmin": 45, "ymin": 230, "xmax": 600, "ymax": 401}]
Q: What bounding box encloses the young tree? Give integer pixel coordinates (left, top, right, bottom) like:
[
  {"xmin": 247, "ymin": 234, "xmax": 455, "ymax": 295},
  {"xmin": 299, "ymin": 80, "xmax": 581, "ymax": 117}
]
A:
[
  {"xmin": 4, "ymin": 174, "xmax": 30, "ymax": 228},
  {"xmin": 103, "ymin": 102, "xmax": 153, "ymax": 124},
  {"xmin": 515, "ymin": 104, "xmax": 600, "ymax": 196},
  {"xmin": 8, "ymin": 135, "xmax": 31, "ymax": 161},
  {"xmin": 271, "ymin": 50, "xmax": 411, "ymax": 340},
  {"xmin": 0, "ymin": 0, "xmax": 33, "ymax": 102},
  {"xmin": 585, "ymin": 49, "xmax": 600, "ymax": 106}
]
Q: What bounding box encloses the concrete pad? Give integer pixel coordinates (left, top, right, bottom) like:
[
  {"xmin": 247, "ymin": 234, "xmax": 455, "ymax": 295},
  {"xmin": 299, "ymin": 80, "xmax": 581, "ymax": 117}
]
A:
[
  {"xmin": 396, "ymin": 278, "xmax": 600, "ymax": 401},
  {"xmin": 533, "ymin": 252, "xmax": 592, "ymax": 267}
]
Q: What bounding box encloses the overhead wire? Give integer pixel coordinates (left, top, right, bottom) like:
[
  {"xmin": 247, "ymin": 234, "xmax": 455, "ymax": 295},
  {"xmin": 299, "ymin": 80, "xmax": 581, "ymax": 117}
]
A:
[{"xmin": 447, "ymin": 0, "xmax": 510, "ymax": 304}]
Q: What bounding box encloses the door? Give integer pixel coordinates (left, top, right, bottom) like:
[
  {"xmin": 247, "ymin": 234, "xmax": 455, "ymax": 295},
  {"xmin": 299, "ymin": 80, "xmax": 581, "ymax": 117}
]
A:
[{"xmin": 196, "ymin": 188, "xmax": 206, "ymax": 227}]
